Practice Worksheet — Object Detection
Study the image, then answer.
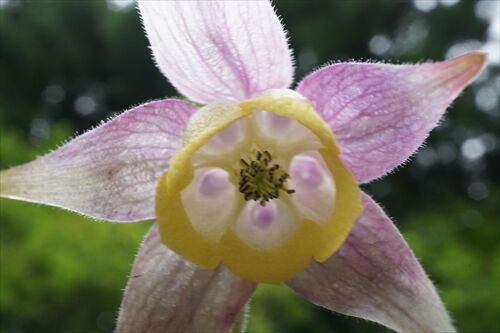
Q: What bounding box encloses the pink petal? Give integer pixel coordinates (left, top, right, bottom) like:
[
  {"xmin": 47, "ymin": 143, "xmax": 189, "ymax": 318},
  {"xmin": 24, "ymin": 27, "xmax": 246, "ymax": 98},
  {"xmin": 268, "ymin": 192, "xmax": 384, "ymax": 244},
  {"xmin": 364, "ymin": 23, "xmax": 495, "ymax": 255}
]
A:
[
  {"xmin": 138, "ymin": 1, "xmax": 293, "ymax": 103},
  {"xmin": 297, "ymin": 52, "xmax": 487, "ymax": 183},
  {"xmin": 0, "ymin": 99, "xmax": 196, "ymax": 222},
  {"xmin": 117, "ymin": 224, "xmax": 257, "ymax": 333},
  {"xmin": 287, "ymin": 193, "xmax": 455, "ymax": 333}
]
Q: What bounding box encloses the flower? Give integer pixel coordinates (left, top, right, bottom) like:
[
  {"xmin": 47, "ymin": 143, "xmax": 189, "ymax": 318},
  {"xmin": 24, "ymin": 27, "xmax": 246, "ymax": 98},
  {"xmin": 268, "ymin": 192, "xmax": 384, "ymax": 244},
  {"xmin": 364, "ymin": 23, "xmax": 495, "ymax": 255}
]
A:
[{"xmin": 0, "ymin": 1, "xmax": 486, "ymax": 332}]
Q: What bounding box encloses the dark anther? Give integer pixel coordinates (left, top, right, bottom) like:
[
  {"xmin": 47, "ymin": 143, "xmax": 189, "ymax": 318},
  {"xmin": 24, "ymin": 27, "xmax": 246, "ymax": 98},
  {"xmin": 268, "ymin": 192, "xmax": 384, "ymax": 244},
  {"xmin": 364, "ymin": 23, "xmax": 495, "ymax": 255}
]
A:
[
  {"xmin": 238, "ymin": 150, "xmax": 295, "ymax": 204},
  {"xmin": 263, "ymin": 151, "xmax": 272, "ymax": 160}
]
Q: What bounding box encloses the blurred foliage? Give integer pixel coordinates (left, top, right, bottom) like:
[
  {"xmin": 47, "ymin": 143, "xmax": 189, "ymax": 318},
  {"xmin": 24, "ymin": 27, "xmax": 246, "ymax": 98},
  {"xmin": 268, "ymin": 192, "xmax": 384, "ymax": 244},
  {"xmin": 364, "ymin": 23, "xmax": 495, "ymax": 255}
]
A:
[{"xmin": 0, "ymin": 0, "xmax": 499, "ymax": 333}]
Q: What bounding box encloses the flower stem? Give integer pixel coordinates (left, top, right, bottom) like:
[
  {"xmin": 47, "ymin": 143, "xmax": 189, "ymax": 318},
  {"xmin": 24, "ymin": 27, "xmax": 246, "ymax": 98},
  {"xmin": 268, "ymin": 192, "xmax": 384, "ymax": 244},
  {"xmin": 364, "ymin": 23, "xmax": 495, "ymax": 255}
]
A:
[{"xmin": 230, "ymin": 302, "xmax": 250, "ymax": 333}]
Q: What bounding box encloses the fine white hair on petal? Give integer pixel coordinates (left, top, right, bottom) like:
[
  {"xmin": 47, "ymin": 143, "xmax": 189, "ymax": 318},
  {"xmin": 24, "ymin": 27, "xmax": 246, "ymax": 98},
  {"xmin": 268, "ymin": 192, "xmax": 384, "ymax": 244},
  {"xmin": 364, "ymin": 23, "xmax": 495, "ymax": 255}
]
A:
[
  {"xmin": 0, "ymin": 99, "xmax": 196, "ymax": 222},
  {"xmin": 287, "ymin": 193, "xmax": 456, "ymax": 333},
  {"xmin": 117, "ymin": 224, "xmax": 257, "ymax": 333},
  {"xmin": 298, "ymin": 52, "xmax": 487, "ymax": 183},
  {"xmin": 138, "ymin": 0, "xmax": 294, "ymax": 103}
]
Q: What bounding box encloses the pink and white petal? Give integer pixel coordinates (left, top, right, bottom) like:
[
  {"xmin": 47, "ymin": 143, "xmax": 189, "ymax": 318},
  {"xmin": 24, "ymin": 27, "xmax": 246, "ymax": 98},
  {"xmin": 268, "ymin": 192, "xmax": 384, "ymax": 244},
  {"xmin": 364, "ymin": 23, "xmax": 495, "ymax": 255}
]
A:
[
  {"xmin": 0, "ymin": 99, "xmax": 196, "ymax": 222},
  {"xmin": 298, "ymin": 52, "xmax": 487, "ymax": 183},
  {"xmin": 287, "ymin": 193, "xmax": 455, "ymax": 333},
  {"xmin": 138, "ymin": 0, "xmax": 293, "ymax": 104},
  {"xmin": 117, "ymin": 224, "xmax": 257, "ymax": 333}
]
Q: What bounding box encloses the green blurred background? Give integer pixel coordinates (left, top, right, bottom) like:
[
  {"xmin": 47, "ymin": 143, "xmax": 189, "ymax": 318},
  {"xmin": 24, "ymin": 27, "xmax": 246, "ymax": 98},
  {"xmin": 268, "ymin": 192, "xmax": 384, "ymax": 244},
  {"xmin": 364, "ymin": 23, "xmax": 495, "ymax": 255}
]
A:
[{"xmin": 0, "ymin": 0, "xmax": 499, "ymax": 332}]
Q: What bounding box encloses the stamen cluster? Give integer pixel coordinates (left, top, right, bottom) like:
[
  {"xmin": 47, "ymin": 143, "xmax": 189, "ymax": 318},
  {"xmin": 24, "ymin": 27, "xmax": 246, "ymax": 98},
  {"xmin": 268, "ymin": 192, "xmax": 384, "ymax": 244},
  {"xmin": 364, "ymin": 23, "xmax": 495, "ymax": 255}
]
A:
[{"xmin": 238, "ymin": 150, "xmax": 295, "ymax": 205}]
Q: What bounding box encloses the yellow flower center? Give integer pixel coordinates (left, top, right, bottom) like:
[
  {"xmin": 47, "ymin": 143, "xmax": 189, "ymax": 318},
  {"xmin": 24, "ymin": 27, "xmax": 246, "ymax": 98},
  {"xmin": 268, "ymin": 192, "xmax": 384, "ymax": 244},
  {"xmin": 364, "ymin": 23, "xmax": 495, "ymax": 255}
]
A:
[{"xmin": 155, "ymin": 90, "xmax": 361, "ymax": 283}]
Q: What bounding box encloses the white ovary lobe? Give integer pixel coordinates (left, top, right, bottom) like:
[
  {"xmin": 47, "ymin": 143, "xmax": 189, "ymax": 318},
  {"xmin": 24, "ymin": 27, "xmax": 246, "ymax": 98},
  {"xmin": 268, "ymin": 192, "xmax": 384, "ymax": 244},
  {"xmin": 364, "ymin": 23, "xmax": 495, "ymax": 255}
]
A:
[
  {"xmin": 234, "ymin": 199, "xmax": 297, "ymax": 250},
  {"xmin": 288, "ymin": 153, "xmax": 336, "ymax": 225},
  {"xmin": 181, "ymin": 111, "xmax": 336, "ymax": 249},
  {"xmin": 194, "ymin": 120, "xmax": 246, "ymax": 158},
  {"xmin": 181, "ymin": 168, "xmax": 238, "ymax": 241}
]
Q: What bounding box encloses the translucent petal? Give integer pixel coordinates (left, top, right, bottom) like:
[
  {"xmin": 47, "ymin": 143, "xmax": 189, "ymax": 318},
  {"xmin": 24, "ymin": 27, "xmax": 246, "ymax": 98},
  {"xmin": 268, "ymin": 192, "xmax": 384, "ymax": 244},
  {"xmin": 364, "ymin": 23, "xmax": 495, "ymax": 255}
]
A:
[
  {"xmin": 117, "ymin": 224, "xmax": 256, "ymax": 333},
  {"xmin": 287, "ymin": 193, "xmax": 455, "ymax": 333},
  {"xmin": 0, "ymin": 99, "xmax": 196, "ymax": 221},
  {"xmin": 195, "ymin": 120, "xmax": 247, "ymax": 158},
  {"xmin": 138, "ymin": 1, "xmax": 294, "ymax": 103},
  {"xmin": 298, "ymin": 52, "xmax": 487, "ymax": 183},
  {"xmin": 253, "ymin": 110, "xmax": 320, "ymax": 151}
]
